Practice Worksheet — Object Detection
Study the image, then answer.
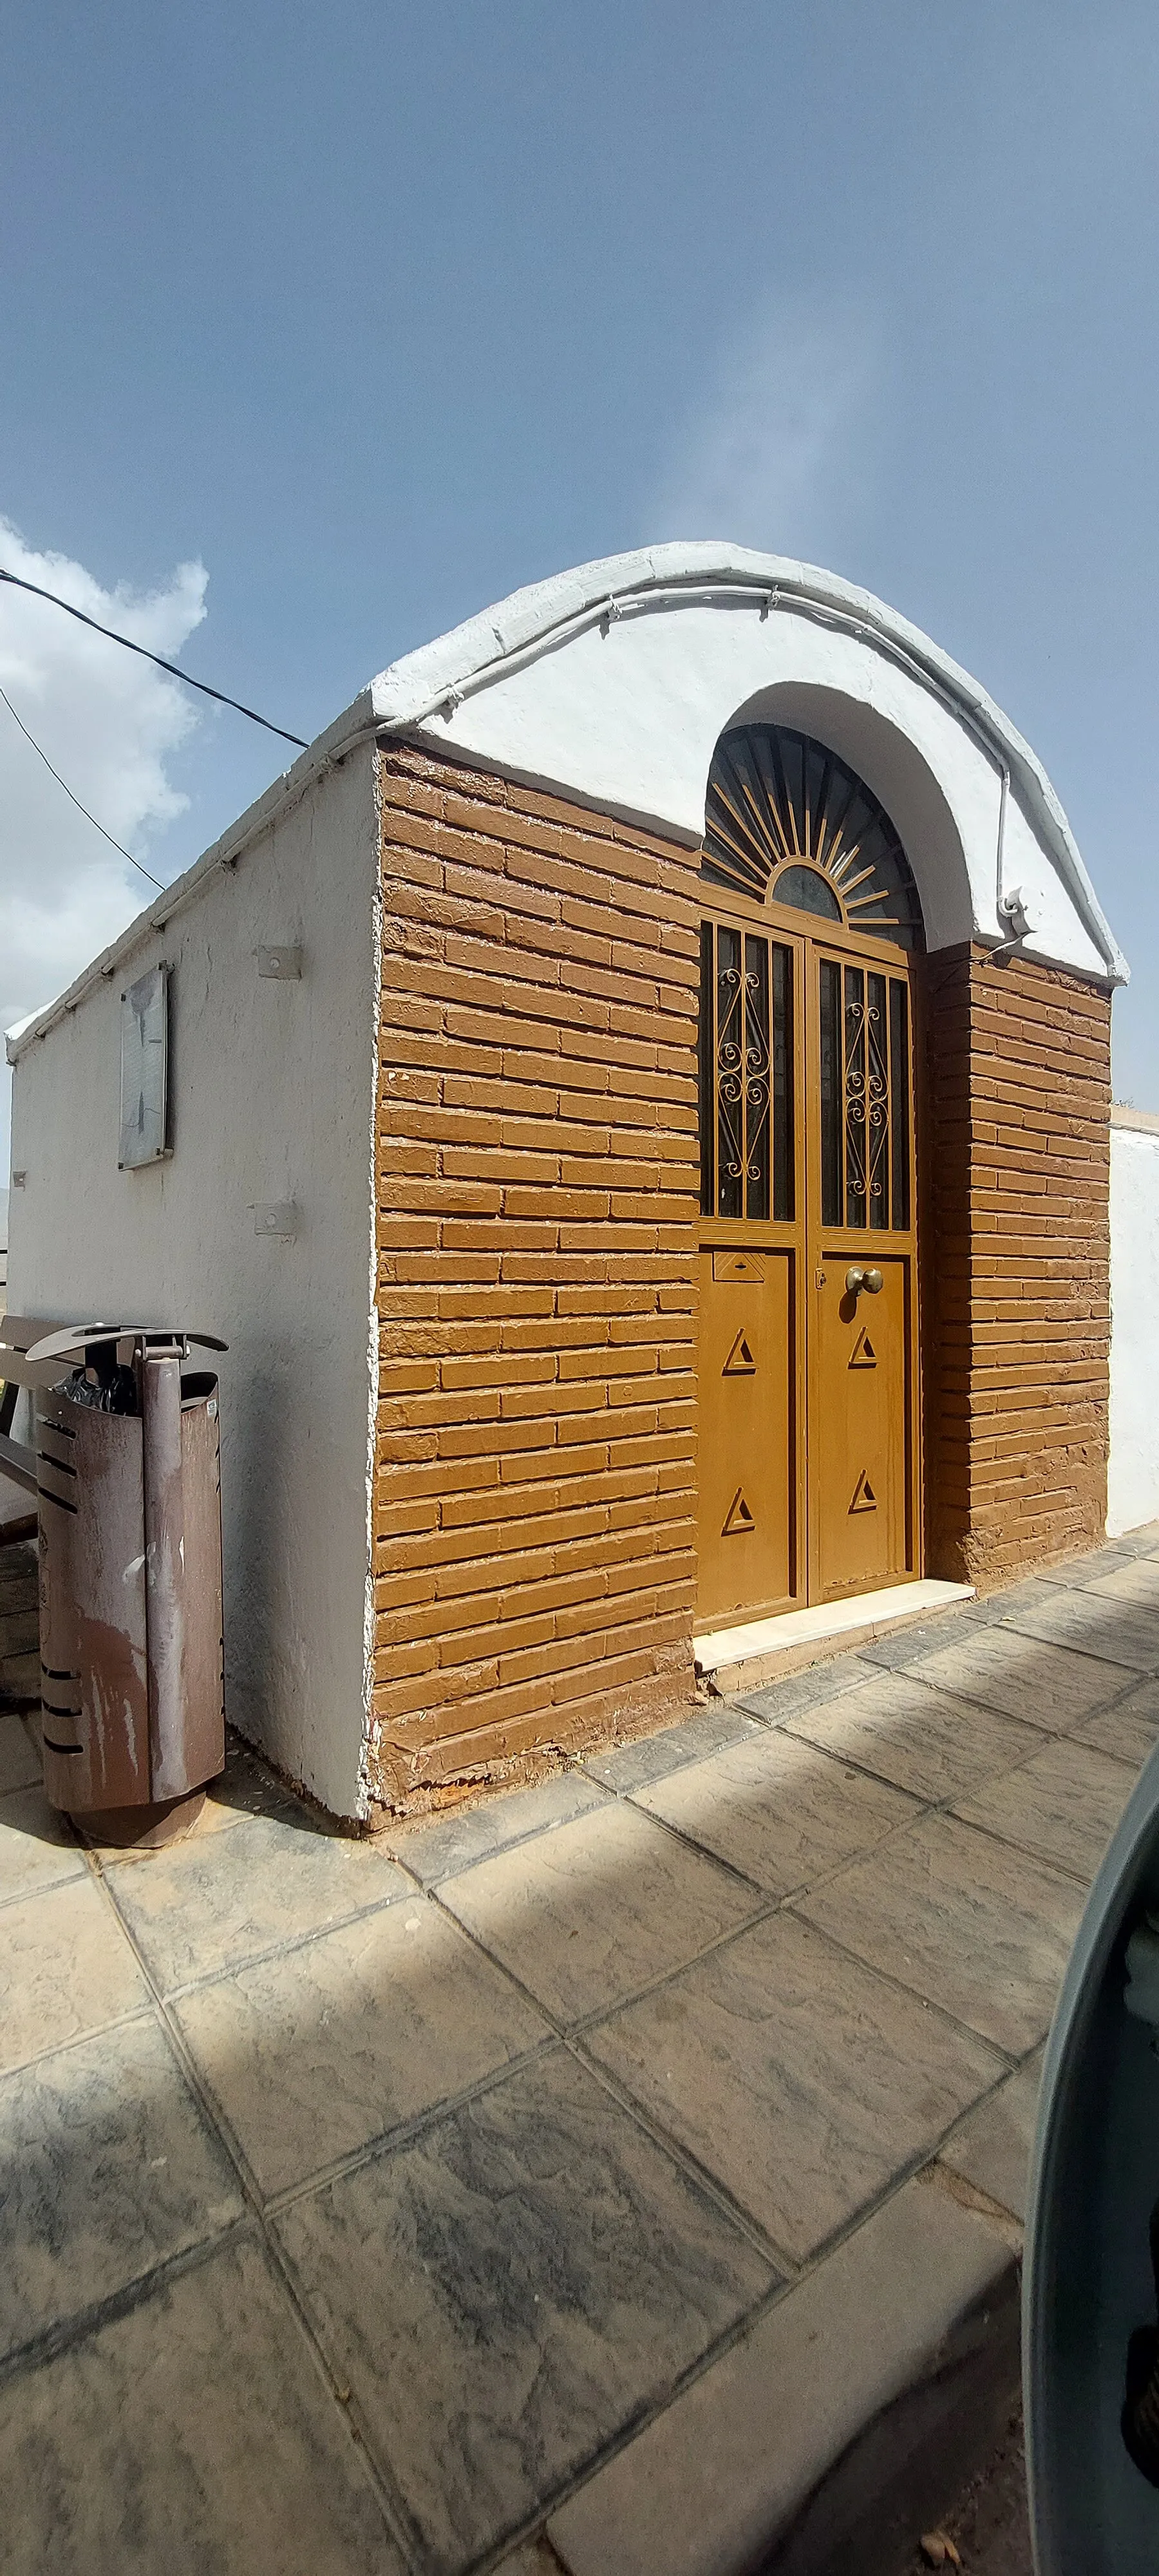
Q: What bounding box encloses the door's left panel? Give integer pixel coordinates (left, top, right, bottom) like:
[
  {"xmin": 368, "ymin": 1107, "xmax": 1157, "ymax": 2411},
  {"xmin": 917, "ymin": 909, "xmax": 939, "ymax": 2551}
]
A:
[{"xmin": 697, "ymin": 1245, "xmax": 798, "ymax": 1627}]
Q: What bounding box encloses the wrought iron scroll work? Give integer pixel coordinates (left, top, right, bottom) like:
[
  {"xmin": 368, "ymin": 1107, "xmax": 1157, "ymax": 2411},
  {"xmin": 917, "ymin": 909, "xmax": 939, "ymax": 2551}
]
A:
[
  {"xmin": 843, "ymin": 980, "xmax": 890, "ymax": 1229},
  {"xmin": 702, "ymin": 925, "xmax": 790, "ymax": 1222}
]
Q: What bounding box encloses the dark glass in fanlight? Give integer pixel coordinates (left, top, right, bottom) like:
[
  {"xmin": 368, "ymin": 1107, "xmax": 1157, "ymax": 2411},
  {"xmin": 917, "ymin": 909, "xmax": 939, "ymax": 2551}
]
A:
[{"xmin": 773, "ymin": 864, "xmax": 842, "ymax": 922}]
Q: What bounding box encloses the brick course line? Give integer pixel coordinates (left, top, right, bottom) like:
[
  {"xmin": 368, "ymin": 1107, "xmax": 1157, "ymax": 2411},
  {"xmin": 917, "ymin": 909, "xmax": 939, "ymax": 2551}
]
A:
[
  {"xmin": 923, "ymin": 942, "xmax": 1111, "ymax": 1593},
  {"xmin": 373, "ymin": 746, "xmax": 701, "ymax": 1807}
]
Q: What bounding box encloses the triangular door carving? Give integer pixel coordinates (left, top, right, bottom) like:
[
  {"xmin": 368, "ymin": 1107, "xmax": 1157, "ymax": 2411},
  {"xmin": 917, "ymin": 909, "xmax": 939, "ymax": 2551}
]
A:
[
  {"xmin": 722, "ymin": 1329, "xmax": 757, "ymax": 1377},
  {"xmin": 721, "ymin": 1486, "xmax": 756, "ymax": 1536},
  {"xmin": 849, "ymin": 1470, "xmax": 878, "ymax": 1514},
  {"xmin": 711, "ymin": 1252, "xmax": 768, "ymax": 1283},
  {"xmin": 849, "ymin": 1328, "xmax": 877, "ymax": 1369},
  {"xmin": 712, "ymin": 1250, "xmax": 767, "ymax": 1283}
]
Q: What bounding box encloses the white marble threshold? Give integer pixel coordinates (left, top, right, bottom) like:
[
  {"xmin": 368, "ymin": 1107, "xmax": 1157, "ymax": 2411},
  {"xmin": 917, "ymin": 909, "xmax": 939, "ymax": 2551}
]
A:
[{"xmin": 693, "ymin": 1578, "xmax": 975, "ymax": 1676}]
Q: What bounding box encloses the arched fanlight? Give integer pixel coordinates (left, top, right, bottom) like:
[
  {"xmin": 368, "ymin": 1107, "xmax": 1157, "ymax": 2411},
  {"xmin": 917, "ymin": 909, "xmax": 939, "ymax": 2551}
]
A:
[{"xmin": 702, "ymin": 724, "xmax": 924, "ymax": 950}]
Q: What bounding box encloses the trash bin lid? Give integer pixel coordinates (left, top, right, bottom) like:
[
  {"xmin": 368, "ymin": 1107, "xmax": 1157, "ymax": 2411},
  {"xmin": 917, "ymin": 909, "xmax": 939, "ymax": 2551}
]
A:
[{"xmin": 11, "ymin": 1323, "xmax": 227, "ymax": 1364}]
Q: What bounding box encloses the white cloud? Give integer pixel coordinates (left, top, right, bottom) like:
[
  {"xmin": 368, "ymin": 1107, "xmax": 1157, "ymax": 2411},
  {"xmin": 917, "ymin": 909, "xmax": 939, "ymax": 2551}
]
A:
[
  {"xmin": 646, "ymin": 297, "xmax": 878, "ymax": 562},
  {"xmin": 0, "ymin": 516, "xmax": 207, "ymax": 1162}
]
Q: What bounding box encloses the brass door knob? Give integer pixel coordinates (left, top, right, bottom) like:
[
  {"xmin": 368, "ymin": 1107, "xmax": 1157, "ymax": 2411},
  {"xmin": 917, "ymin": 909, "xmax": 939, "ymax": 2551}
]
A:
[{"xmin": 845, "ymin": 1265, "xmax": 884, "ymax": 1296}]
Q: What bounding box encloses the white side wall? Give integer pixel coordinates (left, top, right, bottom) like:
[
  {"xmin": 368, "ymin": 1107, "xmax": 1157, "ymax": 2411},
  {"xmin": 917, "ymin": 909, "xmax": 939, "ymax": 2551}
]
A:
[
  {"xmin": 8, "ymin": 743, "xmax": 380, "ymax": 1817},
  {"xmin": 1108, "ymin": 1118, "xmax": 1159, "ymax": 1538}
]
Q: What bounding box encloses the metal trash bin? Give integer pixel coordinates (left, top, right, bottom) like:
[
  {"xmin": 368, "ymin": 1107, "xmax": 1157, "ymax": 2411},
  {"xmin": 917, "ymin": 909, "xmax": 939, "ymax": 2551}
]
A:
[
  {"xmin": 0, "ymin": 1320, "xmax": 227, "ymax": 1842},
  {"xmin": 1024, "ymin": 1734, "xmax": 1159, "ymax": 2572}
]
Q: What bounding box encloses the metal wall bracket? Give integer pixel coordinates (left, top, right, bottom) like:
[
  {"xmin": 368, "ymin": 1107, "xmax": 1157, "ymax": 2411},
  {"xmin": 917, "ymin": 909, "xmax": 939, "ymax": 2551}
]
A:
[
  {"xmin": 254, "ymin": 1204, "xmax": 298, "ymax": 1237},
  {"xmin": 256, "ymin": 945, "xmax": 303, "ymax": 979}
]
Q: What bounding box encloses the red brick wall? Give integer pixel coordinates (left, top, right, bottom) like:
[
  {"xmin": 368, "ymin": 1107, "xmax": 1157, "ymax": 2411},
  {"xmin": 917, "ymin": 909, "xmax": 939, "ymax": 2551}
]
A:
[
  {"xmin": 370, "ymin": 749, "xmax": 1113, "ymax": 1806},
  {"xmin": 370, "ymin": 743, "xmax": 701, "ymax": 1809},
  {"xmin": 923, "ymin": 943, "xmax": 1112, "ymax": 1589}
]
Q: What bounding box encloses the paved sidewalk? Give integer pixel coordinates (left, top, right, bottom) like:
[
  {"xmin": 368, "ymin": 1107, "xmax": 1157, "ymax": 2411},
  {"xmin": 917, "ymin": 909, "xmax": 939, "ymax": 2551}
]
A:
[{"xmin": 3, "ymin": 1530, "xmax": 1159, "ymax": 2573}]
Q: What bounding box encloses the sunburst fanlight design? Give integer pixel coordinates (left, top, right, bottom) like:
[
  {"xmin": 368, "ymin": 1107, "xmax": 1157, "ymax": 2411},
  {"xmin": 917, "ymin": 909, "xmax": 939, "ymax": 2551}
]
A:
[{"xmin": 703, "ymin": 724, "xmax": 923, "ymax": 949}]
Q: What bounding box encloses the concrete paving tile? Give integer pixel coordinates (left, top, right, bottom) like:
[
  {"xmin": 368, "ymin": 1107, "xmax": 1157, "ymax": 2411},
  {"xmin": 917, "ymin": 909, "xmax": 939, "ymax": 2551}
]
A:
[
  {"xmin": 384, "ymin": 1768, "xmax": 608, "ymax": 1886},
  {"xmin": 735, "ymin": 1653, "xmax": 880, "ymax": 1725},
  {"xmin": 0, "ymin": 1783, "xmax": 86, "ymax": 1906},
  {"xmin": 580, "ymin": 1706, "xmax": 762, "ymax": 1794},
  {"xmin": 1036, "ymin": 1544, "xmax": 1134, "ymax": 1587},
  {"xmin": 939, "ymin": 2049, "xmax": 1044, "ymax": 2222},
  {"xmin": 546, "ymin": 2178, "xmax": 1013, "ymax": 2576},
  {"xmin": 0, "ymin": 1713, "xmax": 39, "ymax": 1796},
  {"xmin": 947, "ymin": 1579, "xmax": 1062, "ymax": 1629},
  {"xmin": 106, "ymin": 1806, "xmax": 411, "ymax": 1996},
  {"xmin": 796, "ymin": 1812, "xmax": 1086, "ymax": 2053},
  {"xmin": 950, "ymin": 1737, "xmax": 1138, "ymax": 1881},
  {"xmin": 1111, "ymin": 1521, "xmax": 1159, "ymax": 1559},
  {"xmin": 276, "ymin": 2049, "xmax": 773, "ymax": 2576},
  {"xmin": 175, "ymin": 1897, "xmax": 552, "ymax": 2198},
  {"xmin": 997, "ymin": 1586, "xmax": 1159, "ymax": 1674},
  {"xmin": 857, "ymin": 1613, "xmax": 988, "ymax": 1671},
  {"xmin": 0, "ymin": 2235, "xmax": 406, "ymax": 2575},
  {"xmin": 0, "ymin": 1873, "xmax": 152, "ymax": 2073},
  {"xmin": 1080, "ymin": 1557, "xmax": 1159, "ymax": 1609},
  {"xmin": 1069, "ymin": 1677, "xmax": 1159, "ymax": 1769},
  {"xmin": 0, "ymin": 2015, "xmax": 245, "ymax": 2360},
  {"xmin": 118, "ymin": 1743, "xmax": 303, "ymax": 1850},
  {"xmin": 86, "ymin": 1747, "xmax": 312, "ymax": 1868},
  {"xmin": 782, "ymin": 1670, "xmax": 1046, "ymax": 1804},
  {"xmin": 631, "ymin": 1730, "xmax": 916, "ymax": 1896},
  {"xmin": 584, "ymin": 1910, "xmax": 1004, "ymax": 2262},
  {"xmin": 439, "ymin": 1799, "xmax": 760, "ymax": 2025},
  {"xmin": 904, "ymin": 1623, "xmax": 1134, "ymax": 1729}
]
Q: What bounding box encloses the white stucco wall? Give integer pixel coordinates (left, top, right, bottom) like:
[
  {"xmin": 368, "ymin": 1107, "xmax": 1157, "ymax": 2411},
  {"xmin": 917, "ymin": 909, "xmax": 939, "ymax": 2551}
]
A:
[
  {"xmin": 1108, "ymin": 1114, "xmax": 1159, "ymax": 1538},
  {"xmin": 7, "ymin": 741, "xmax": 381, "ymax": 1817},
  {"xmin": 370, "ymin": 545, "xmax": 1125, "ymax": 989}
]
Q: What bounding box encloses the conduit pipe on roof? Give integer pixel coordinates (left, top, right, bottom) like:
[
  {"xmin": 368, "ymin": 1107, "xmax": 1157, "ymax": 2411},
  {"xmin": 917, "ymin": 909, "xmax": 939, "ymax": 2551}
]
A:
[
  {"xmin": 375, "ymin": 572, "xmax": 1120, "ymax": 978},
  {"xmin": 8, "ymin": 560, "xmax": 1125, "ymax": 1065}
]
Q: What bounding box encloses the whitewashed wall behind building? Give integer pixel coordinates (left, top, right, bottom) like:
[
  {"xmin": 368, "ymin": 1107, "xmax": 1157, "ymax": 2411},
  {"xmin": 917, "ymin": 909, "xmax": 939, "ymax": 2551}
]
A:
[{"xmin": 1109, "ymin": 1108, "xmax": 1159, "ymax": 1538}]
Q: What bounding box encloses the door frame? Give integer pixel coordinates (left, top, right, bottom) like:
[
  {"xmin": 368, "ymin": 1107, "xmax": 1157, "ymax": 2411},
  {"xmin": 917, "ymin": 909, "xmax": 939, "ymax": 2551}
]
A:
[{"xmin": 695, "ymin": 880, "xmax": 924, "ymax": 1621}]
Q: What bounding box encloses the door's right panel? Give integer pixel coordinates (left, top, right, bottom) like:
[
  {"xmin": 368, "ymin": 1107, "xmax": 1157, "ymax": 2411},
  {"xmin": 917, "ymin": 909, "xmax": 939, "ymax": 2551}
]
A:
[{"xmin": 811, "ymin": 1253, "xmax": 911, "ymax": 1600}]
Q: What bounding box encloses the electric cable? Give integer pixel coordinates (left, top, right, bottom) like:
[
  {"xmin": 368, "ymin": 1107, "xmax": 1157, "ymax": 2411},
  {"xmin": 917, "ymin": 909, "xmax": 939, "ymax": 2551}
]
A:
[
  {"xmin": 0, "ymin": 680, "xmax": 165, "ymax": 891},
  {"xmin": 0, "ymin": 567, "xmax": 308, "ymax": 748}
]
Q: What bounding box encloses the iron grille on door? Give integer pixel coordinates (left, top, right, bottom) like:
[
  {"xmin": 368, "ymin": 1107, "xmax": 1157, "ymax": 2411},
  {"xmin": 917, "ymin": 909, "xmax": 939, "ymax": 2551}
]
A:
[
  {"xmin": 818, "ymin": 959, "xmax": 910, "ymax": 1230},
  {"xmin": 699, "ymin": 922, "xmax": 794, "ymax": 1220}
]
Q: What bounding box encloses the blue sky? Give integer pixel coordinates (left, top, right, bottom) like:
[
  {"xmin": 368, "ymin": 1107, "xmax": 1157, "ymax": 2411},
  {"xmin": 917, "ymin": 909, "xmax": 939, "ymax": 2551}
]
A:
[{"xmin": 1, "ymin": 0, "xmax": 1157, "ymax": 1140}]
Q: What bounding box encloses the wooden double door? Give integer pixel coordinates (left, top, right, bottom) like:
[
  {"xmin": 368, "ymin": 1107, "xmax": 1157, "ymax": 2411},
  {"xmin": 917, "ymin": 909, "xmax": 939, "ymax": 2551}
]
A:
[{"xmin": 696, "ymin": 902, "xmax": 920, "ymax": 1627}]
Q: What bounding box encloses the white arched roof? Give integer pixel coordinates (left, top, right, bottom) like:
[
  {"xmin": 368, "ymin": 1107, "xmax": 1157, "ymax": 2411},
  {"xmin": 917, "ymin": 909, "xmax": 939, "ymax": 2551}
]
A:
[
  {"xmin": 372, "ymin": 543, "xmax": 1126, "ymax": 984},
  {"xmin": 7, "ymin": 542, "xmax": 1126, "ymax": 1070}
]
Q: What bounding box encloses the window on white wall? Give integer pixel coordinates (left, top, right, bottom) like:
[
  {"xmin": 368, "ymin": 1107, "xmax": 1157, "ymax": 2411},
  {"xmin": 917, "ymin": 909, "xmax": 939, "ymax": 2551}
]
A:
[{"xmin": 118, "ymin": 964, "xmax": 171, "ymax": 1168}]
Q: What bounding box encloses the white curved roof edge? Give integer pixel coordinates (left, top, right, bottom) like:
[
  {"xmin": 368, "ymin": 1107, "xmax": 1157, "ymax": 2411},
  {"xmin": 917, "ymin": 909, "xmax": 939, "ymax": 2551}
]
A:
[
  {"xmin": 368, "ymin": 542, "xmax": 1126, "ymax": 985},
  {"xmin": 6, "ymin": 541, "xmax": 1127, "ymax": 1066}
]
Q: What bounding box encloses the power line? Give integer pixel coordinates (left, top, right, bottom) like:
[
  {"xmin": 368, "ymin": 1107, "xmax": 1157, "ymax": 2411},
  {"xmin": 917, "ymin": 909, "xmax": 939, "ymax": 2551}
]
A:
[
  {"xmin": 0, "ymin": 681, "xmax": 165, "ymax": 891},
  {"xmin": 0, "ymin": 567, "xmax": 308, "ymax": 749}
]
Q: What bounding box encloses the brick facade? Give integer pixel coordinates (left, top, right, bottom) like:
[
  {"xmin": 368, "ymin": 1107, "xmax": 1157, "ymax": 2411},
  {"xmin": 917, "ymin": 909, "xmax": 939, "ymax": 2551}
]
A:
[
  {"xmin": 371, "ymin": 748, "xmax": 1113, "ymax": 1809},
  {"xmin": 923, "ymin": 943, "xmax": 1112, "ymax": 1589},
  {"xmin": 370, "ymin": 744, "xmax": 701, "ymax": 1809}
]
